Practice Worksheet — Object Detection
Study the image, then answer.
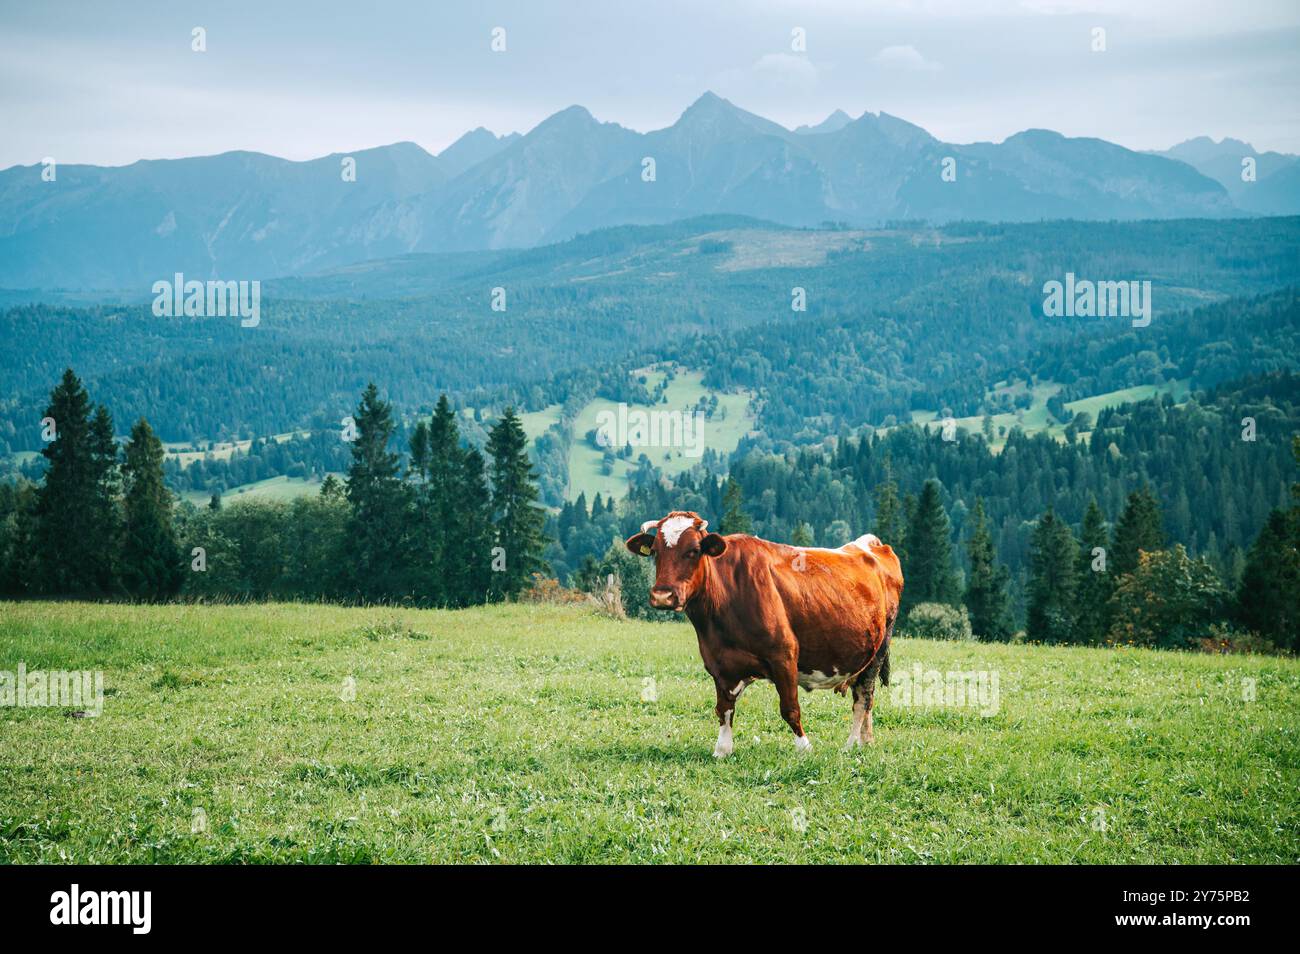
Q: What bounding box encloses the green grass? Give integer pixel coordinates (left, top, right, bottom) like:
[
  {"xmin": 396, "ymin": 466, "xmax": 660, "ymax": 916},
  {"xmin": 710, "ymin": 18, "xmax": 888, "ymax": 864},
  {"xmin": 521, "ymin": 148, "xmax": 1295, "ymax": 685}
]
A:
[
  {"xmin": 1, "ymin": 601, "xmax": 1296, "ymax": 864},
  {"xmin": 564, "ymin": 367, "xmax": 753, "ymax": 502},
  {"xmin": 466, "ymin": 366, "xmax": 753, "ymax": 504},
  {"xmin": 164, "ymin": 430, "xmax": 311, "ymax": 466},
  {"xmin": 914, "ymin": 379, "xmax": 1189, "ymax": 452},
  {"xmin": 180, "ymin": 474, "xmax": 335, "ymax": 505},
  {"xmin": 516, "ymin": 404, "xmax": 563, "ymax": 443}
]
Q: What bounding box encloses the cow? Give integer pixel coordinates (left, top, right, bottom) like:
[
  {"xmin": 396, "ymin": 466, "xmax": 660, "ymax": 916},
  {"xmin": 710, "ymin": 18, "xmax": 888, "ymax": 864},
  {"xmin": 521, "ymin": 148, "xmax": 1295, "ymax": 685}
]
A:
[{"xmin": 626, "ymin": 511, "xmax": 903, "ymax": 757}]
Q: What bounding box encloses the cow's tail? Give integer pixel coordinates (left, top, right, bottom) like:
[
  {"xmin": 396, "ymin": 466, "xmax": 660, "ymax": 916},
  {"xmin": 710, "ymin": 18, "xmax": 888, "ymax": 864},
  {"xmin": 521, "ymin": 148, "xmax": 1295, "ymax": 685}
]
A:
[{"xmin": 879, "ymin": 632, "xmax": 891, "ymax": 687}]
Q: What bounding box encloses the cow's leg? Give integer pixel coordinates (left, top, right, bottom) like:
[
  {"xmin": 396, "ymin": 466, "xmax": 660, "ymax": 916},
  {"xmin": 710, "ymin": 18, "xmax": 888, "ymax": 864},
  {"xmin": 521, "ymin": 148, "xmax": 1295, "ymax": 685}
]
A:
[
  {"xmin": 847, "ymin": 681, "xmax": 868, "ymax": 749},
  {"xmin": 712, "ymin": 678, "xmax": 744, "ymax": 758},
  {"xmin": 771, "ymin": 664, "xmax": 811, "ymax": 753},
  {"xmin": 861, "ymin": 684, "xmax": 877, "ymax": 746}
]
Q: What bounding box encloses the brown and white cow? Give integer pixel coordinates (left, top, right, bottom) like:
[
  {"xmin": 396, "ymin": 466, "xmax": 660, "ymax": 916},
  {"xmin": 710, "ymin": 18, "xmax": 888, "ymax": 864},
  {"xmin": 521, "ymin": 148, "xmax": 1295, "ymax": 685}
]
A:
[{"xmin": 626, "ymin": 511, "xmax": 903, "ymax": 757}]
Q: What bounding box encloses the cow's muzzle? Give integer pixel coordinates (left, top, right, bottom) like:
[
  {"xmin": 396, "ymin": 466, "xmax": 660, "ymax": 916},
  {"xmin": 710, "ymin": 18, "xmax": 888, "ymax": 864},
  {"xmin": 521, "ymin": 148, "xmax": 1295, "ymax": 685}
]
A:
[{"xmin": 649, "ymin": 587, "xmax": 679, "ymax": 610}]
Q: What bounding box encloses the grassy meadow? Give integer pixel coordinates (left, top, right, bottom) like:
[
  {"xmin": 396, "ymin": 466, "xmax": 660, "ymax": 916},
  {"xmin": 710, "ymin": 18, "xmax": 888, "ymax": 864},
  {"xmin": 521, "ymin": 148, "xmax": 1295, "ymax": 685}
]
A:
[
  {"xmin": 517, "ymin": 366, "xmax": 754, "ymax": 503},
  {"xmin": 0, "ymin": 601, "xmax": 1296, "ymax": 864},
  {"xmin": 912, "ymin": 379, "xmax": 1190, "ymax": 452}
]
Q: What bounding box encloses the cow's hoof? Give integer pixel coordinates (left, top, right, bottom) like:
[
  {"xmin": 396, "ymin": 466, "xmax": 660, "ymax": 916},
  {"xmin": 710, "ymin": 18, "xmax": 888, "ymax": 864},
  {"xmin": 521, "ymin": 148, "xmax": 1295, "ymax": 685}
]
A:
[
  {"xmin": 712, "ymin": 743, "xmax": 733, "ymax": 759},
  {"xmin": 794, "ymin": 734, "xmax": 813, "ymax": 754},
  {"xmin": 843, "ymin": 735, "xmax": 862, "ymax": 750}
]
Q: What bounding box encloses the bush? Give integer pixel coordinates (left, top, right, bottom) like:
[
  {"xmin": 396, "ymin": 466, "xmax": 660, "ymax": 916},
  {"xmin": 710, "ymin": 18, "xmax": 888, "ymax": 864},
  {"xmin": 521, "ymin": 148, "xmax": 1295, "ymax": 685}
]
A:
[
  {"xmin": 899, "ymin": 602, "xmax": 974, "ymax": 641},
  {"xmin": 1107, "ymin": 546, "xmax": 1227, "ymax": 649},
  {"xmin": 1196, "ymin": 622, "xmax": 1278, "ymax": 656},
  {"xmin": 590, "ymin": 539, "xmax": 676, "ymax": 621},
  {"xmin": 520, "ymin": 574, "xmax": 588, "ymax": 605}
]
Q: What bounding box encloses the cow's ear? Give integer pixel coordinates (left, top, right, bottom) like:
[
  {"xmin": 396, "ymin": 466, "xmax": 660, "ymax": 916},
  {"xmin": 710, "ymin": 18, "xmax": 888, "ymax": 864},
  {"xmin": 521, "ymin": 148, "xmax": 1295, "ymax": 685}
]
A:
[
  {"xmin": 625, "ymin": 532, "xmax": 655, "ymax": 557},
  {"xmin": 700, "ymin": 533, "xmax": 727, "ymax": 558}
]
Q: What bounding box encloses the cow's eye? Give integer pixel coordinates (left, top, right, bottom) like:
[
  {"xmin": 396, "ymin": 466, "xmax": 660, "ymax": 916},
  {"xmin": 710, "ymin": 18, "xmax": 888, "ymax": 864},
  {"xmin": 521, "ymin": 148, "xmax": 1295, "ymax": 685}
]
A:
[{"xmin": 688, "ymin": 548, "xmax": 701, "ymax": 558}]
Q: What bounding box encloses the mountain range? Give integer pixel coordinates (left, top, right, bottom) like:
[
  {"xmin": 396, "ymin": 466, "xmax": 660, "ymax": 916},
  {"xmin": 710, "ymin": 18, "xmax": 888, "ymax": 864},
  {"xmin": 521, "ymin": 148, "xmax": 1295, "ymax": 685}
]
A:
[{"xmin": 1, "ymin": 92, "xmax": 1294, "ymax": 292}]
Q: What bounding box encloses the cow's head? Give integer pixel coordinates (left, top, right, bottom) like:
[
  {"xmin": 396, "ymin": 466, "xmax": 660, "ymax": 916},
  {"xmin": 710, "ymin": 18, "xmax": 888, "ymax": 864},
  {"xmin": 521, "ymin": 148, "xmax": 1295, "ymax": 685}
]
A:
[{"xmin": 625, "ymin": 511, "xmax": 728, "ymax": 611}]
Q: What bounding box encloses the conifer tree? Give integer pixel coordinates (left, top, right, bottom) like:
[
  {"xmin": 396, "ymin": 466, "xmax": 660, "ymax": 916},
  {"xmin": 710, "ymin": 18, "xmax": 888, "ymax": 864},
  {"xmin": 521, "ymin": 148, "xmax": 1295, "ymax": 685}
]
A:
[
  {"xmin": 407, "ymin": 395, "xmax": 465, "ymax": 604},
  {"xmin": 486, "ymin": 408, "xmax": 546, "ymax": 599},
  {"xmin": 0, "ymin": 482, "xmax": 39, "ymax": 596},
  {"xmin": 903, "ymin": 479, "xmax": 958, "ymax": 608},
  {"xmin": 1073, "ymin": 499, "xmax": 1113, "ymax": 643},
  {"xmin": 34, "ymin": 369, "xmax": 119, "ymax": 594},
  {"xmin": 120, "ymin": 418, "xmax": 183, "ymax": 598},
  {"xmin": 345, "ymin": 383, "xmax": 411, "ymax": 601},
  {"xmin": 873, "ymin": 477, "xmax": 904, "ymax": 552},
  {"xmin": 719, "ymin": 477, "xmax": 752, "ymax": 534},
  {"xmin": 963, "ymin": 498, "xmax": 1011, "ymax": 640},
  {"xmin": 791, "ymin": 521, "xmax": 814, "ymax": 546},
  {"xmin": 1111, "ymin": 485, "xmax": 1165, "ymax": 577},
  {"xmin": 1237, "ymin": 434, "xmax": 1300, "ymax": 650},
  {"xmin": 1027, "ymin": 507, "xmax": 1078, "ymax": 643},
  {"xmin": 451, "ymin": 446, "xmax": 496, "ymax": 606}
]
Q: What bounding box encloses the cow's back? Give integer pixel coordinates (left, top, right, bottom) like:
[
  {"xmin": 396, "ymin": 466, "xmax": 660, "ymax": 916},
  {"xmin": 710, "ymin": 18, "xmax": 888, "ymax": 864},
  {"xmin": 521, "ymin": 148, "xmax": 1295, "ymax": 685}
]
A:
[{"xmin": 721, "ymin": 537, "xmax": 896, "ymax": 679}]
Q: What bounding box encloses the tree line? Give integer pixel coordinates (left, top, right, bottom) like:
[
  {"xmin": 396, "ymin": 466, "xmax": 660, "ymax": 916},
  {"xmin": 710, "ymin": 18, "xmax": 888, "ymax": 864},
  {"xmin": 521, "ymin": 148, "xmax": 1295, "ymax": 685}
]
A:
[
  {"xmin": 601, "ymin": 377, "xmax": 1298, "ymax": 651},
  {"xmin": 0, "ymin": 371, "xmax": 547, "ymax": 605}
]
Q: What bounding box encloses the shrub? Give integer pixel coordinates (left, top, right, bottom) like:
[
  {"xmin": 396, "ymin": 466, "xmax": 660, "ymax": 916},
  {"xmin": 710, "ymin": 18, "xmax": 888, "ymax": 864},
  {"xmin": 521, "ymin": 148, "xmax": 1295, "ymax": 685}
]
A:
[
  {"xmin": 1107, "ymin": 545, "xmax": 1227, "ymax": 649},
  {"xmin": 591, "ymin": 539, "xmax": 676, "ymax": 621},
  {"xmin": 1196, "ymin": 622, "xmax": 1278, "ymax": 656},
  {"xmin": 520, "ymin": 574, "xmax": 588, "ymax": 605},
  {"xmin": 899, "ymin": 602, "xmax": 974, "ymax": 641}
]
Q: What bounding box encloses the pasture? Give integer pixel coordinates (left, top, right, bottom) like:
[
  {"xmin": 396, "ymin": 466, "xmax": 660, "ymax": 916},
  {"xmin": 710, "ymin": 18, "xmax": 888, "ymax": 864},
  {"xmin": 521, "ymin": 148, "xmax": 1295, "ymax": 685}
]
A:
[{"xmin": 0, "ymin": 601, "xmax": 1296, "ymax": 863}]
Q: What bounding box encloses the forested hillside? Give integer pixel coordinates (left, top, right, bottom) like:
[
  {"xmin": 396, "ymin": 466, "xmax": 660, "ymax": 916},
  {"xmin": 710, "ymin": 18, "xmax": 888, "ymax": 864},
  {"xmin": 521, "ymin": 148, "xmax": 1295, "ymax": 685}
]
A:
[
  {"xmin": 2, "ymin": 217, "xmax": 1297, "ymax": 460},
  {"xmin": 575, "ymin": 372, "xmax": 1300, "ymax": 648}
]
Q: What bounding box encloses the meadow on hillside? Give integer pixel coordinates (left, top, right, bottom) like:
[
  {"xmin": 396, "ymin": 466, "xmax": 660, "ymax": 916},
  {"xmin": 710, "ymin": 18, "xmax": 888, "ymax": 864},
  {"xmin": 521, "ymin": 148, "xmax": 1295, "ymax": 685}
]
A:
[{"xmin": 1, "ymin": 602, "xmax": 1295, "ymax": 864}]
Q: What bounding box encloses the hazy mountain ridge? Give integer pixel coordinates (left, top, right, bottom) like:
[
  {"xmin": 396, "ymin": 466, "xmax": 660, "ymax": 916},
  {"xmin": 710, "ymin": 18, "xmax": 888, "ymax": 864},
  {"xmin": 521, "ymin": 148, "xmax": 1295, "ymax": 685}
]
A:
[
  {"xmin": 0, "ymin": 94, "xmax": 1278, "ymax": 292},
  {"xmin": 1149, "ymin": 136, "xmax": 1300, "ymax": 215}
]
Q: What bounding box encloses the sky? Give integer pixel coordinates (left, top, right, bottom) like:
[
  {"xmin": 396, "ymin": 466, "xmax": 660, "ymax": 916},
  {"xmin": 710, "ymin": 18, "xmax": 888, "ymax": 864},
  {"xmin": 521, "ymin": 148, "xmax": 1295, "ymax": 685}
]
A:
[{"xmin": 1, "ymin": 0, "xmax": 1298, "ymax": 168}]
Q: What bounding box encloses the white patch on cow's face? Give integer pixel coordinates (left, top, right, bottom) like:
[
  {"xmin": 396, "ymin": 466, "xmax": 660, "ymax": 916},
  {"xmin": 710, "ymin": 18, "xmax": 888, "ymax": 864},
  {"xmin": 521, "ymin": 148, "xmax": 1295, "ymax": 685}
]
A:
[
  {"xmin": 713, "ymin": 710, "xmax": 734, "ymax": 758},
  {"xmin": 659, "ymin": 515, "xmax": 698, "ymax": 547}
]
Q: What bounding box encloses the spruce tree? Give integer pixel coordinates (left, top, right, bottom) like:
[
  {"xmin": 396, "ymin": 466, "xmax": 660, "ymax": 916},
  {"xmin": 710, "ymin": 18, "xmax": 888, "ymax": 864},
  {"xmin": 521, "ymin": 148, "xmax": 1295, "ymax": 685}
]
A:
[
  {"xmin": 1073, "ymin": 499, "xmax": 1113, "ymax": 644},
  {"xmin": 486, "ymin": 408, "xmax": 546, "ymax": 599},
  {"xmin": 1111, "ymin": 485, "xmax": 1165, "ymax": 577},
  {"xmin": 903, "ymin": 479, "xmax": 958, "ymax": 608},
  {"xmin": 963, "ymin": 498, "xmax": 1011, "ymax": 640},
  {"xmin": 873, "ymin": 478, "xmax": 904, "ymax": 552},
  {"xmin": 345, "ymin": 383, "xmax": 411, "ymax": 601},
  {"xmin": 1237, "ymin": 508, "xmax": 1300, "ymax": 651},
  {"xmin": 407, "ymin": 395, "xmax": 463, "ymax": 604},
  {"xmin": 34, "ymin": 369, "xmax": 119, "ymax": 594},
  {"xmin": 120, "ymin": 418, "xmax": 183, "ymax": 598},
  {"xmin": 1027, "ymin": 507, "xmax": 1078, "ymax": 644},
  {"xmin": 0, "ymin": 481, "xmax": 39, "ymax": 596},
  {"xmin": 451, "ymin": 446, "xmax": 496, "ymax": 606},
  {"xmin": 719, "ymin": 477, "xmax": 752, "ymax": 534},
  {"xmin": 791, "ymin": 521, "xmax": 814, "ymax": 547}
]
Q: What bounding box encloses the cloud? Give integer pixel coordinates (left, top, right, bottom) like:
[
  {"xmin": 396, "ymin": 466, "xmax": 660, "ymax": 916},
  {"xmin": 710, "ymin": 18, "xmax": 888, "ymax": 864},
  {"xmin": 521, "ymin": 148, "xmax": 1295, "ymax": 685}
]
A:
[
  {"xmin": 709, "ymin": 52, "xmax": 821, "ymax": 107},
  {"xmin": 751, "ymin": 53, "xmax": 820, "ymax": 91},
  {"xmin": 872, "ymin": 45, "xmax": 943, "ymax": 72}
]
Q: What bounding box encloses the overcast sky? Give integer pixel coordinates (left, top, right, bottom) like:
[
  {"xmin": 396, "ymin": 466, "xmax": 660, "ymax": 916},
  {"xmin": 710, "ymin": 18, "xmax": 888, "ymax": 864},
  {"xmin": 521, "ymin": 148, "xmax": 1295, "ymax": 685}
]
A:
[{"xmin": 2, "ymin": 0, "xmax": 1297, "ymax": 168}]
